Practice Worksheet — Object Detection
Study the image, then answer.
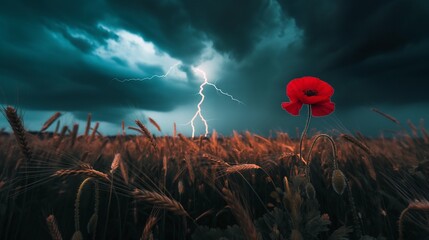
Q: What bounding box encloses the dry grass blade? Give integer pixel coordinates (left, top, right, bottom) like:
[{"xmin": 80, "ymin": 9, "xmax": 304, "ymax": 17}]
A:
[
  {"xmin": 222, "ymin": 188, "xmax": 261, "ymax": 240},
  {"xmin": 4, "ymin": 106, "xmax": 32, "ymax": 161},
  {"xmin": 371, "ymin": 108, "xmax": 400, "ymax": 125},
  {"xmin": 133, "ymin": 189, "xmax": 188, "ymax": 217},
  {"xmin": 148, "ymin": 117, "xmax": 161, "ymax": 132},
  {"xmin": 46, "ymin": 214, "xmax": 63, "ymax": 240},
  {"xmin": 225, "ymin": 164, "xmax": 261, "ymax": 175},
  {"xmin": 41, "ymin": 112, "xmax": 61, "ymax": 132}
]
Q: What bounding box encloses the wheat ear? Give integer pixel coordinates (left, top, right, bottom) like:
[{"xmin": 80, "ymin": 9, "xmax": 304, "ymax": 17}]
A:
[
  {"xmin": 4, "ymin": 106, "xmax": 32, "ymax": 161},
  {"xmin": 222, "ymin": 188, "xmax": 261, "ymax": 240},
  {"xmin": 133, "ymin": 189, "xmax": 188, "ymax": 217},
  {"xmin": 73, "ymin": 178, "xmax": 100, "ymax": 240},
  {"xmin": 46, "ymin": 214, "xmax": 63, "ymax": 240},
  {"xmin": 141, "ymin": 214, "xmax": 158, "ymax": 240},
  {"xmin": 53, "ymin": 168, "xmax": 109, "ymax": 182},
  {"xmin": 84, "ymin": 113, "xmax": 91, "ymax": 137},
  {"xmin": 135, "ymin": 120, "xmax": 157, "ymax": 150},
  {"xmin": 371, "ymin": 108, "xmax": 400, "ymax": 124},
  {"xmin": 398, "ymin": 200, "xmax": 429, "ymax": 240},
  {"xmin": 41, "ymin": 112, "xmax": 61, "ymax": 132},
  {"xmin": 149, "ymin": 117, "xmax": 161, "ymax": 132},
  {"xmin": 225, "ymin": 164, "xmax": 261, "ymax": 174}
]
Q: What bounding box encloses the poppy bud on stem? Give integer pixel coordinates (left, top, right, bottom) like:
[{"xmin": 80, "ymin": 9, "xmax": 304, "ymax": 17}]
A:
[
  {"xmin": 296, "ymin": 105, "xmax": 312, "ymax": 176},
  {"xmin": 305, "ymin": 133, "xmax": 338, "ymax": 182}
]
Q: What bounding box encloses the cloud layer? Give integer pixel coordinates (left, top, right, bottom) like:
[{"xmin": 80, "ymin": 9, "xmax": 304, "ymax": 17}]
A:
[{"xmin": 1, "ymin": 0, "xmax": 428, "ymax": 136}]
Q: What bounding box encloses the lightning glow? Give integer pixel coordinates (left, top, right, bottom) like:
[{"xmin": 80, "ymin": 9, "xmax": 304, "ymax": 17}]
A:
[
  {"xmin": 190, "ymin": 68, "xmax": 243, "ymax": 138},
  {"xmin": 115, "ymin": 63, "xmax": 243, "ymax": 137}
]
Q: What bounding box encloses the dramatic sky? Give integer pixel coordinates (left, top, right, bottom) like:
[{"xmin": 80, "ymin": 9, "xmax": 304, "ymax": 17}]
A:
[{"xmin": 1, "ymin": 0, "xmax": 428, "ymax": 137}]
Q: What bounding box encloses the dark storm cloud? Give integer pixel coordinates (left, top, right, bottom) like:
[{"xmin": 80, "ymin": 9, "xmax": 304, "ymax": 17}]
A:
[
  {"xmin": 0, "ymin": 0, "xmax": 196, "ymax": 123},
  {"xmin": 182, "ymin": 0, "xmax": 285, "ymax": 60},
  {"xmin": 1, "ymin": 0, "xmax": 428, "ymax": 135},
  {"xmin": 276, "ymin": 0, "xmax": 429, "ymax": 108},
  {"xmin": 106, "ymin": 0, "xmax": 284, "ymax": 62}
]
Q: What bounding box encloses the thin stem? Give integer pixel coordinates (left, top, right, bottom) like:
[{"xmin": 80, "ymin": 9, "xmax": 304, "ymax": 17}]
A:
[
  {"xmin": 305, "ymin": 134, "xmax": 338, "ymax": 181},
  {"xmin": 299, "ymin": 105, "xmax": 312, "ymax": 165}
]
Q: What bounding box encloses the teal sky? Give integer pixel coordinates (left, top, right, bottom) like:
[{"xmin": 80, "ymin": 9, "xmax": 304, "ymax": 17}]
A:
[{"xmin": 1, "ymin": 0, "xmax": 428, "ymax": 137}]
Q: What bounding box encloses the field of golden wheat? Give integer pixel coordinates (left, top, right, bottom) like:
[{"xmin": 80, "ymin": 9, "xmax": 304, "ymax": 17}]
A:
[{"xmin": 0, "ymin": 106, "xmax": 428, "ymax": 240}]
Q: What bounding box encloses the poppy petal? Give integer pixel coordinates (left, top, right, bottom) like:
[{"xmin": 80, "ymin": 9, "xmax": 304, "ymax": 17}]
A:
[
  {"xmin": 311, "ymin": 101, "xmax": 335, "ymax": 117},
  {"xmin": 281, "ymin": 101, "xmax": 303, "ymax": 116},
  {"xmin": 286, "ymin": 80, "xmax": 300, "ymax": 102},
  {"xmin": 286, "ymin": 76, "xmax": 334, "ymax": 104},
  {"xmin": 315, "ymin": 80, "xmax": 334, "ymax": 97}
]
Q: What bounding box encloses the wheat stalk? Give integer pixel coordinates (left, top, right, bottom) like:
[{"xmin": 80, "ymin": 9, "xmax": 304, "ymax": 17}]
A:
[
  {"xmin": 148, "ymin": 117, "xmax": 161, "ymax": 132},
  {"xmin": 133, "ymin": 189, "xmax": 188, "ymax": 217},
  {"xmin": 53, "ymin": 119, "xmax": 60, "ymax": 135},
  {"xmin": 46, "ymin": 214, "xmax": 63, "ymax": 240},
  {"xmin": 254, "ymin": 134, "xmax": 271, "ymax": 145},
  {"xmin": 183, "ymin": 156, "xmax": 195, "ymax": 183},
  {"xmin": 110, "ymin": 153, "xmax": 121, "ymax": 174},
  {"xmin": 135, "ymin": 120, "xmax": 157, "ymax": 150},
  {"xmin": 173, "ymin": 122, "xmax": 177, "ymax": 138},
  {"xmin": 399, "ymin": 200, "xmax": 429, "ymax": 240},
  {"xmin": 340, "ymin": 134, "xmax": 371, "ymax": 155},
  {"xmin": 70, "ymin": 124, "xmax": 79, "ymax": 147},
  {"xmin": 178, "ymin": 133, "xmax": 198, "ymax": 151},
  {"xmin": 53, "ymin": 169, "xmax": 109, "ymax": 182},
  {"xmin": 225, "ymin": 164, "xmax": 260, "ymax": 174},
  {"xmin": 41, "ymin": 112, "xmax": 61, "ymax": 132},
  {"xmin": 4, "ymin": 106, "xmax": 32, "ymax": 161},
  {"xmin": 222, "ymin": 188, "xmax": 261, "ymax": 240},
  {"xmin": 90, "ymin": 122, "xmax": 99, "ymax": 142},
  {"xmin": 84, "ymin": 113, "xmax": 92, "ymax": 137},
  {"xmin": 55, "ymin": 126, "xmax": 68, "ymax": 148},
  {"xmin": 371, "ymin": 108, "xmax": 400, "ymax": 125},
  {"xmin": 141, "ymin": 214, "xmax": 158, "ymax": 240},
  {"xmin": 201, "ymin": 153, "xmax": 230, "ymax": 167}
]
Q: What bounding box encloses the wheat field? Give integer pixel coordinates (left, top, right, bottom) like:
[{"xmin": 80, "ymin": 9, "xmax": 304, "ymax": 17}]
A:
[{"xmin": 0, "ymin": 107, "xmax": 428, "ymax": 240}]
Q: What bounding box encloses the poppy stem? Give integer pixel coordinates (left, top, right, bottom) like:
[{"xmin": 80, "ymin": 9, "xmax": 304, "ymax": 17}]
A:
[
  {"xmin": 298, "ymin": 105, "xmax": 312, "ymax": 166},
  {"xmin": 304, "ymin": 133, "xmax": 338, "ymax": 182}
]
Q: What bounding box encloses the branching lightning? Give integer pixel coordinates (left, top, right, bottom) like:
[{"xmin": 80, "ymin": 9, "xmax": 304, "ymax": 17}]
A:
[
  {"xmin": 190, "ymin": 68, "xmax": 243, "ymax": 138},
  {"xmin": 114, "ymin": 62, "xmax": 181, "ymax": 82},
  {"xmin": 115, "ymin": 63, "xmax": 243, "ymax": 137}
]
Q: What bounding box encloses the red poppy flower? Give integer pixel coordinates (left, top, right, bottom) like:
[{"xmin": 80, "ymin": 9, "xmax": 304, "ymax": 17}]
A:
[{"xmin": 281, "ymin": 76, "xmax": 335, "ymax": 116}]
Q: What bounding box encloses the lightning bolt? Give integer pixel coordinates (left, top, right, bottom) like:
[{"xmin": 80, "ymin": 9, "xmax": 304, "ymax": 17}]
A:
[
  {"xmin": 190, "ymin": 67, "xmax": 243, "ymax": 138},
  {"xmin": 114, "ymin": 63, "xmax": 243, "ymax": 138},
  {"xmin": 114, "ymin": 62, "xmax": 181, "ymax": 82}
]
